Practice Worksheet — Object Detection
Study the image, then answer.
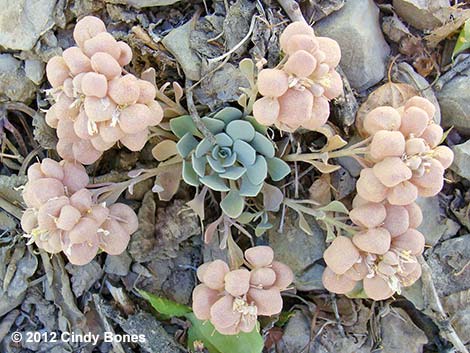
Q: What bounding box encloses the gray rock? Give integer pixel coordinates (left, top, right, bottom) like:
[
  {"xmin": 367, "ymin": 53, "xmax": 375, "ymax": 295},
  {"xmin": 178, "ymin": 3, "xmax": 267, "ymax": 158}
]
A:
[
  {"xmin": 0, "ymin": 0, "xmax": 57, "ymax": 51},
  {"xmin": 105, "ymin": 0, "xmax": 181, "ymax": 7},
  {"xmin": 65, "ymin": 260, "xmax": 103, "ymax": 297},
  {"xmin": 0, "ymin": 54, "xmax": 36, "ymax": 102},
  {"xmin": 24, "ymin": 59, "xmax": 45, "ymax": 85},
  {"xmin": 162, "ymin": 21, "xmax": 201, "ymax": 81},
  {"xmin": 314, "ymin": 0, "xmax": 390, "ymax": 91},
  {"xmin": 437, "ymin": 66, "xmax": 470, "ymax": 133},
  {"xmin": 295, "ymin": 264, "xmax": 325, "ymax": 291},
  {"xmin": 393, "ymin": 0, "xmax": 449, "ymax": 31},
  {"xmin": 282, "ymin": 311, "xmax": 323, "ymax": 353},
  {"xmin": 105, "ymin": 251, "xmax": 132, "ymax": 277},
  {"xmin": 451, "ymin": 140, "xmax": 470, "ymax": 180}
]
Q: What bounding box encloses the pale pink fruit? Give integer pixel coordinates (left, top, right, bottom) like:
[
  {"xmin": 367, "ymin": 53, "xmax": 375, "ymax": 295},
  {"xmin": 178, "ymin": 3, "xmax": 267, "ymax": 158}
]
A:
[
  {"xmin": 56, "ymin": 140, "xmax": 75, "ymax": 161},
  {"xmin": 210, "ymin": 295, "xmax": 240, "ymax": 329},
  {"xmin": 24, "ymin": 178, "xmax": 65, "ymax": 209},
  {"xmin": 369, "ymin": 131, "xmax": 405, "ymax": 161},
  {"xmin": 253, "ymin": 97, "xmax": 280, "ymax": 125},
  {"xmin": 45, "ymin": 105, "xmax": 59, "ymax": 128},
  {"xmin": 46, "ymin": 56, "xmax": 70, "ymax": 88},
  {"xmin": 402, "ymin": 263, "xmax": 422, "ymax": 287},
  {"xmin": 284, "ymin": 50, "xmax": 317, "ymax": 77},
  {"xmin": 88, "ymin": 204, "xmax": 110, "ymax": 225},
  {"xmin": 57, "ymin": 118, "xmax": 79, "ymax": 141},
  {"xmin": 72, "ymin": 139, "xmax": 103, "ymax": 165},
  {"xmin": 248, "ymin": 287, "xmax": 283, "ymax": 316},
  {"xmin": 279, "ymin": 22, "xmax": 315, "ymax": 52},
  {"xmin": 404, "ymin": 203, "xmax": 423, "ymax": 228},
  {"xmin": 433, "ymin": 146, "xmax": 454, "ymax": 169},
  {"xmin": 322, "ymin": 70, "xmax": 343, "ymax": 100},
  {"xmin": 351, "ymin": 194, "xmax": 369, "ymax": 208},
  {"xmin": 224, "ymin": 269, "xmax": 251, "ymax": 296},
  {"xmin": 400, "ymin": 106, "xmax": 429, "ymax": 137},
  {"xmin": 363, "ymin": 106, "xmax": 401, "ymax": 135},
  {"xmin": 72, "ymin": 73, "xmax": 85, "ymax": 94},
  {"xmin": 350, "ymin": 202, "xmax": 386, "ymax": 228},
  {"xmin": 301, "ymin": 96, "xmax": 329, "ymax": 130},
  {"xmin": 73, "ymin": 16, "xmax": 106, "ymax": 48},
  {"xmin": 356, "ymin": 168, "xmax": 388, "ymax": 203},
  {"xmin": 257, "ymin": 69, "xmax": 289, "ymax": 97},
  {"xmin": 392, "ymin": 229, "xmax": 425, "ymax": 255},
  {"xmin": 56, "ymin": 205, "xmax": 81, "ymax": 231},
  {"xmin": 62, "ymin": 47, "xmax": 92, "ymax": 75},
  {"xmin": 197, "ymin": 260, "xmax": 229, "ymax": 290},
  {"xmin": 99, "ymin": 123, "xmax": 125, "ymax": 143},
  {"xmin": 54, "ymin": 94, "xmax": 79, "ymax": 120},
  {"xmin": 137, "ymin": 80, "xmax": 157, "ymax": 104},
  {"xmin": 373, "ymin": 157, "xmax": 412, "ymax": 187},
  {"xmin": 412, "ymin": 158, "xmax": 444, "ymax": 189},
  {"xmin": 108, "ymin": 203, "xmax": 138, "ymax": 233},
  {"xmin": 317, "ymin": 37, "xmax": 341, "ymax": 68},
  {"xmin": 90, "ymin": 52, "xmax": 121, "ymax": 79},
  {"xmin": 100, "ymin": 219, "xmax": 130, "ymax": 255},
  {"xmin": 65, "ymin": 240, "xmax": 99, "ymax": 266},
  {"xmin": 383, "ymin": 204, "xmax": 409, "ymax": 237},
  {"xmin": 284, "ymin": 34, "xmax": 319, "ymax": 55},
  {"xmin": 69, "ymin": 188, "xmax": 93, "ymax": 213},
  {"xmin": 147, "ymin": 101, "xmax": 164, "ymax": 125},
  {"xmin": 363, "ymin": 276, "xmax": 394, "ymax": 300},
  {"xmin": 405, "ymin": 138, "xmax": 427, "ymax": 155},
  {"xmin": 271, "ymin": 261, "xmax": 294, "ymax": 290},
  {"xmin": 404, "ymin": 96, "xmax": 435, "ymax": 119},
  {"xmin": 420, "ymin": 124, "xmax": 443, "ymax": 148},
  {"xmin": 344, "ymin": 261, "xmax": 368, "ymax": 281},
  {"xmin": 120, "ymin": 129, "xmax": 149, "ymax": 152},
  {"xmin": 108, "ymin": 75, "xmax": 140, "ymax": 105},
  {"xmin": 250, "ymin": 267, "xmax": 277, "ymax": 288},
  {"xmin": 73, "ymin": 111, "xmax": 93, "ymax": 140},
  {"xmin": 81, "ymin": 72, "xmax": 108, "ymax": 98},
  {"xmin": 310, "ymin": 63, "xmax": 329, "ymax": 79},
  {"xmin": 90, "ymin": 134, "xmax": 115, "ymax": 151},
  {"xmin": 68, "ymin": 217, "xmax": 99, "ymax": 244},
  {"xmin": 323, "ymin": 236, "xmax": 360, "ymax": 274},
  {"xmin": 84, "ymin": 96, "xmax": 117, "ymax": 122},
  {"xmin": 37, "ymin": 230, "xmax": 63, "ymax": 254},
  {"xmin": 277, "ymin": 88, "xmax": 313, "ymax": 129},
  {"xmin": 245, "ymin": 246, "xmax": 274, "ymax": 268},
  {"xmin": 352, "ymin": 227, "xmax": 391, "ymax": 255},
  {"xmin": 117, "ymin": 41, "xmax": 133, "ymax": 66},
  {"xmin": 322, "ymin": 267, "xmax": 357, "ymax": 294},
  {"xmin": 21, "ymin": 209, "xmax": 38, "ymax": 233},
  {"xmin": 83, "ymin": 32, "xmax": 121, "ymax": 59},
  {"xmin": 40, "ymin": 158, "xmax": 64, "ymax": 180},
  {"xmin": 118, "ymin": 104, "xmax": 151, "ymax": 134},
  {"xmin": 62, "ymin": 78, "xmax": 74, "ymax": 97},
  {"xmin": 37, "ymin": 196, "xmax": 69, "ymax": 230},
  {"xmin": 192, "ymin": 284, "xmax": 219, "ymax": 320},
  {"xmin": 61, "ymin": 161, "xmax": 89, "ymax": 193},
  {"xmin": 387, "ymin": 181, "xmax": 418, "ymax": 205}
]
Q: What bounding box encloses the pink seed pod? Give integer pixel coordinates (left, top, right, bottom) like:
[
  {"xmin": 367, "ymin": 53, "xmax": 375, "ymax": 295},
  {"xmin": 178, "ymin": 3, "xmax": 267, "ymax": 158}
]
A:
[
  {"xmin": 21, "ymin": 209, "xmax": 38, "ymax": 233},
  {"xmin": 405, "ymin": 138, "xmax": 427, "ymax": 155},
  {"xmin": 37, "ymin": 196, "xmax": 69, "ymax": 230},
  {"xmin": 117, "ymin": 41, "xmax": 133, "ymax": 66},
  {"xmin": 317, "ymin": 37, "xmax": 341, "ymax": 68},
  {"xmin": 257, "ymin": 69, "xmax": 289, "ymax": 98},
  {"xmin": 323, "ymin": 236, "xmax": 360, "ymax": 275},
  {"xmin": 73, "ymin": 16, "xmax": 107, "ymax": 48},
  {"xmin": 83, "ymin": 32, "xmax": 121, "ymax": 59},
  {"xmin": 351, "ymin": 194, "xmax": 369, "ymax": 208},
  {"xmin": 88, "ymin": 204, "xmax": 110, "ymax": 225},
  {"xmin": 23, "ymin": 178, "xmax": 65, "ymax": 209},
  {"xmin": 62, "ymin": 78, "xmax": 75, "ymax": 98},
  {"xmin": 377, "ymin": 262, "xmax": 396, "ymax": 276},
  {"xmin": 404, "ymin": 96, "xmax": 435, "ymax": 119},
  {"xmin": 72, "ymin": 73, "xmax": 85, "ymax": 95},
  {"xmin": 404, "ymin": 203, "xmax": 423, "ymax": 228},
  {"xmin": 46, "ymin": 56, "xmax": 71, "ymax": 88},
  {"xmin": 74, "ymin": 111, "xmax": 93, "ymax": 140},
  {"xmin": 99, "ymin": 122, "xmax": 125, "ymax": 143},
  {"xmin": 271, "ymin": 261, "xmax": 294, "ymax": 290},
  {"xmin": 417, "ymin": 181, "xmax": 444, "ymax": 198},
  {"xmin": 250, "ymin": 267, "xmax": 277, "ymax": 288},
  {"xmin": 279, "ymin": 21, "xmax": 315, "ymax": 52},
  {"xmin": 322, "ymin": 70, "xmax": 343, "ymax": 100},
  {"xmin": 344, "ymin": 261, "xmax": 368, "ymax": 281},
  {"xmin": 210, "ymin": 296, "xmax": 241, "ymax": 332},
  {"xmin": 322, "ymin": 267, "xmax": 357, "ymax": 294},
  {"xmin": 56, "ymin": 205, "xmax": 82, "ymax": 231},
  {"xmin": 118, "ymin": 104, "xmax": 152, "ymax": 134},
  {"xmin": 64, "ymin": 239, "xmax": 99, "ymax": 266},
  {"xmin": 90, "ymin": 133, "xmax": 115, "ymax": 151},
  {"xmin": 100, "ymin": 219, "xmax": 130, "ymax": 255},
  {"xmin": 412, "ymin": 158, "xmax": 444, "ymax": 189},
  {"xmin": 350, "ymin": 202, "xmax": 386, "ymax": 228},
  {"xmin": 363, "ymin": 276, "xmax": 394, "ymax": 300},
  {"xmin": 401, "ymin": 260, "xmax": 419, "ymax": 276},
  {"xmin": 45, "ymin": 105, "xmax": 59, "ymax": 128},
  {"xmin": 72, "ymin": 139, "xmax": 103, "ymax": 165},
  {"xmin": 192, "ymin": 284, "xmax": 219, "ymax": 321},
  {"xmin": 197, "ymin": 260, "xmax": 229, "ymax": 290},
  {"xmin": 370, "ymin": 130, "xmax": 405, "ymax": 161},
  {"xmin": 373, "ymin": 157, "xmax": 412, "ymax": 187},
  {"xmin": 356, "ymin": 168, "xmax": 388, "ymax": 203},
  {"xmin": 137, "ymin": 80, "xmax": 157, "ymax": 104},
  {"xmin": 284, "ymin": 50, "xmax": 317, "ymax": 77},
  {"xmin": 61, "ymin": 161, "xmax": 89, "ymax": 193},
  {"xmin": 310, "ymin": 63, "xmax": 329, "ymax": 80},
  {"xmin": 352, "ymin": 227, "xmax": 391, "ymax": 255},
  {"xmin": 245, "ymin": 245, "xmax": 274, "ymax": 268},
  {"xmin": 67, "ymin": 217, "xmax": 99, "ymax": 245},
  {"xmin": 57, "ymin": 118, "xmax": 80, "ymax": 142},
  {"xmin": 81, "ymin": 72, "xmax": 108, "ymax": 98},
  {"xmin": 90, "ymin": 52, "xmax": 121, "ymax": 80},
  {"xmin": 284, "ymin": 34, "xmax": 319, "ymax": 55},
  {"xmin": 56, "ymin": 140, "xmax": 75, "ymax": 161},
  {"xmin": 54, "ymin": 94, "xmax": 79, "ymax": 120},
  {"xmin": 147, "ymin": 101, "xmax": 164, "ymax": 126},
  {"xmin": 301, "ymin": 95, "xmax": 330, "ymax": 130},
  {"xmin": 84, "ymin": 96, "xmax": 117, "ymax": 122},
  {"xmin": 253, "ymin": 97, "xmax": 280, "ymax": 126},
  {"xmin": 402, "ymin": 263, "xmax": 422, "ymax": 287},
  {"xmin": 62, "ymin": 47, "xmax": 92, "ymax": 75},
  {"xmin": 387, "ymin": 181, "xmax": 418, "ymax": 205},
  {"xmin": 108, "ymin": 75, "xmax": 140, "ymax": 105},
  {"xmin": 392, "ymin": 229, "xmax": 425, "ymax": 255},
  {"xmin": 363, "ymin": 106, "xmax": 402, "ymax": 136},
  {"xmin": 382, "ymin": 204, "xmax": 409, "ymax": 237},
  {"xmin": 248, "ymin": 287, "xmax": 283, "ymax": 316},
  {"xmin": 224, "ymin": 269, "xmax": 251, "ymax": 296},
  {"xmin": 69, "ymin": 188, "xmax": 93, "ymax": 213},
  {"xmin": 433, "ymin": 145, "xmax": 453, "ymax": 169},
  {"xmin": 108, "ymin": 203, "xmax": 138, "ymax": 233},
  {"xmin": 40, "ymin": 158, "xmax": 64, "ymax": 180},
  {"xmin": 400, "ymin": 106, "xmax": 429, "ymax": 137},
  {"xmin": 420, "ymin": 124, "xmax": 443, "ymax": 148},
  {"xmin": 277, "ymin": 88, "xmax": 313, "ymax": 129},
  {"xmin": 119, "ymin": 129, "xmax": 149, "ymax": 152},
  {"xmin": 37, "ymin": 230, "xmax": 63, "ymax": 254}
]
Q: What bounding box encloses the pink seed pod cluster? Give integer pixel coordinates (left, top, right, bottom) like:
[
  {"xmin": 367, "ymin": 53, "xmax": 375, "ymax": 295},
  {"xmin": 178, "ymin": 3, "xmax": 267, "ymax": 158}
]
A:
[
  {"xmin": 20, "ymin": 158, "xmax": 138, "ymax": 265},
  {"xmin": 192, "ymin": 246, "xmax": 294, "ymax": 335},
  {"xmin": 45, "ymin": 16, "xmax": 164, "ymax": 165},
  {"xmin": 357, "ymin": 96, "xmax": 454, "ymax": 205},
  {"xmin": 253, "ymin": 21, "xmax": 343, "ymax": 132},
  {"xmin": 322, "ymin": 196, "xmax": 425, "ymax": 300}
]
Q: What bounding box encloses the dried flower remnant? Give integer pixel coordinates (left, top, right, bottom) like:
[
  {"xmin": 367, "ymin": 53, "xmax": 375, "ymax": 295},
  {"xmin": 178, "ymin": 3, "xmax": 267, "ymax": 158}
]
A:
[
  {"xmin": 192, "ymin": 246, "xmax": 293, "ymax": 335},
  {"xmin": 20, "ymin": 158, "xmax": 138, "ymax": 265},
  {"xmin": 45, "ymin": 16, "xmax": 164, "ymax": 165},
  {"xmin": 253, "ymin": 21, "xmax": 343, "ymax": 132}
]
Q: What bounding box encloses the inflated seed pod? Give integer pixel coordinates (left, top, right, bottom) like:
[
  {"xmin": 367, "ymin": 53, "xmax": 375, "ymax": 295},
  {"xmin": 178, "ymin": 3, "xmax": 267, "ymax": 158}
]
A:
[
  {"xmin": 62, "ymin": 47, "xmax": 92, "ymax": 75},
  {"xmin": 37, "ymin": 230, "xmax": 63, "ymax": 254},
  {"xmin": 210, "ymin": 296, "xmax": 241, "ymax": 334},
  {"xmin": 377, "ymin": 262, "xmax": 396, "ymax": 276},
  {"xmin": 224, "ymin": 269, "xmax": 251, "ymax": 297},
  {"xmin": 405, "ymin": 138, "xmax": 427, "ymax": 156},
  {"xmin": 69, "ymin": 188, "xmax": 93, "ymax": 213},
  {"xmin": 56, "ymin": 205, "xmax": 82, "ymax": 231},
  {"xmin": 349, "ymin": 202, "xmax": 386, "ymax": 228},
  {"xmin": 117, "ymin": 41, "xmax": 133, "ymax": 66},
  {"xmin": 46, "ymin": 56, "xmax": 70, "ymax": 88},
  {"xmin": 301, "ymin": 95, "xmax": 329, "ymax": 130},
  {"xmin": 283, "ymin": 50, "xmax": 317, "ymax": 77},
  {"xmin": 420, "ymin": 124, "xmax": 443, "ymax": 148},
  {"xmin": 310, "ymin": 62, "xmax": 329, "ymax": 80},
  {"xmin": 192, "ymin": 284, "xmax": 219, "ymax": 321},
  {"xmin": 99, "ymin": 122, "xmax": 125, "ymax": 143},
  {"xmin": 404, "ymin": 96, "xmax": 435, "ymax": 119},
  {"xmin": 64, "ymin": 238, "xmax": 99, "ymax": 266},
  {"xmin": 147, "ymin": 101, "xmax": 164, "ymax": 125},
  {"xmin": 23, "ymin": 178, "xmax": 65, "ymax": 209},
  {"xmin": 118, "ymin": 104, "xmax": 152, "ymax": 134},
  {"xmin": 239, "ymin": 315, "xmax": 257, "ymax": 334},
  {"xmin": 56, "ymin": 140, "xmax": 75, "ymax": 162},
  {"xmin": 108, "ymin": 75, "xmax": 140, "ymax": 105},
  {"xmin": 88, "ymin": 204, "xmax": 110, "ymax": 225},
  {"xmin": 83, "ymin": 32, "xmax": 121, "ymax": 59},
  {"xmin": 83, "ymin": 96, "xmax": 117, "ymax": 122},
  {"xmin": 57, "ymin": 118, "xmax": 80, "ymax": 142},
  {"xmin": 382, "ymin": 204, "xmax": 409, "ymax": 237},
  {"xmin": 343, "ymin": 261, "xmax": 368, "ymax": 281},
  {"xmin": 356, "ymin": 168, "xmax": 388, "ymax": 203},
  {"xmin": 245, "ymin": 246, "xmax": 274, "ymax": 268},
  {"xmin": 53, "ymin": 94, "xmax": 79, "ymax": 120},
  {"xmin": 399, "ymin": 106, "xmax": 429, "ymax": 138},
  {"xmin": 404, "ymin": 203, "xmax": 423, "ymax": 228},
  {"xmin": 284, "ymin": 34, "xmax": 319, "ymax": 55},
  {"xmin": 108, "ymin": 203, "xmax": 138, "ymax": 234},
  {"xmin": 100, "ymin": 219, "xmax": 130, "ymax": 255},
  {"xmin": 90, "ymin": 133, "xmax": 115, "ymax": 151},
  {"xmin": 119, "ymin": 128, "xmax": 149, "ymax": 152},
  {"xmin": 412, "ymin": 158, "xmax": 444, "ymax": 189},
  {"xmin": 250, "ymin": 267, "xmax": 277, "ymax": 288},
  {"xmin": 352, "ymin": 227, "xmax": 391, "ymax": 255},
  {"xmin": 433, "ymin": 145, "xmax": 454, "ymax": 169},
  {"xmin": 62, "ymin": 78, "xmax": 75, "ymax": 98},
  {"xmin": 417, "ymin": 182, "xmax": 444, "ymax": 198},
  {"xmin": 80, "ymin": 72, "xmax": 108, "ymax": 98},
  {"xmin": 363, "ymin": 276, "xmax": 394, "ymax": 300},
  {"xmin": 257, "ymin": 69, "xmax": 289, "ymax": 98},
  {"xmin": 72, "ymin": 72, "xmax": 85, "ymax": 95},
  {"xmin": 253, "ymin": 97, "xmax": 280, "ymax": 126},
  {"xmin": 322, "ymin": 70, "xmax": 343, "ymax": 100},
  {"xmin": 370, "ymin": 131, "xmax": 405, "ymax": 161},
  {"xmin": 271, "ymin": 261, "xmax": 294, "ymax": 290},
  {"xmin": 67, "ymin": 217, "xmax": 99, "ymax": 244},
  {"xmin": 363, "ymin": 106, "xmax": 401, "ymax": 135},
  {"xmin": 322, "ymin": 267, "xmax": 357, "ymax": 294},
  {"xmin": 37, "ymin": 196, "xmax": 69, "ymax": 230},
  {"xmin": 40, "ymin": 158, "xmax": 64, "ymax": 180},
  {"xmin": 323, "ymin": 236, "xmax": 360, "ymax": 275},
  {"xmin": 277, "ymin": 88, "xmax": 313, "ymax": 129},
  {"xmin": 136, "ymin": 80, "xmax": 157, "ymax": 104},
  {"xmin": 197, "ymin": 260, "xmax": 229, "ymax": 290},
  {"xmin": 45, "ymin": 105, "xmax": 60, "ymax": 128},
  {"xmin": 392, "ymin": 229, "xmax": 425, "ymax": 255},
  {"xmin": 351, "ymin": 194, "xmax": 369, "ymax": 209},
  {"xmin": 21, "ymin": 209, "xmax": 38, "ymax": 233},
  {"xmin": 73, "ymin": 16, "xmax": 107, "ymax": 48},
  {"xmin": 73, "ymin": 111, "xmax": 93, "ymax": 140},
  {"xmin": 387, "ymin": 181, "xmax": 418, "ymax": 205},
  {"xmin": 61, "ymin": 161, "xmax": 89, "ymax": 193},
  {"xmin": 72, "ymin": 139, "xmax": 103, "ymax": 165},
  {"xmin": 279, "ymin": 21, "xmax": 315, "ymax": 52},
  {"xmin": 90, "ymin": 52, "xmax": 121, "ymax": 79},
  {"xmin": 373, "ymin": 157, "xmax": 412, "ymax": 187},
  {"xmin": 248, "ymin": 287, "xmax": 283, "ymax": 316},
  {"xmin": 317, "ymin": 37, "xmax": 341, "ymax": 68},
  {"xmin": 402, "ymin": 263, "xmax": 422, "ymax": 287},
  {"xmin": 401, "ymin": 260, "xmax": 419, "ymax": 276}
]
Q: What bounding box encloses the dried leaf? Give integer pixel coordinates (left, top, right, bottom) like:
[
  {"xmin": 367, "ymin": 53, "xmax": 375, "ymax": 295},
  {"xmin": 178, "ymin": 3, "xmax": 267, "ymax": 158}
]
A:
[
  {"xmin": 262, "ymin": 183, "xmax": 284, "ymax": 212},
  {"xmin": 227, "ymin": 233, "xmax": 244, "ymax": 270},
  {"xmin": 426, "ymin": 9, "xmax": 470, "ymax": 48},
  {"xmin": 321, "ymin": 135, "xmax": 348, "ymax": 153},
  {"xmin": 307, "ymin": 160, "xmax": 341, "ymax": 174},
  {"xmin": 297, "ymin": 212, "xmax": 313, "ymax": 235},
  {"xmin": 152, "ymin": 140, "xmax": 178, "ymax": 161},
  {"xmin": 204, "ymin": 216, "xmax": 223, "ymax": 244},
  {"xmin": 155, "ymin": 164, "xmax": 182, "ymax": 201},
  {"xmin": 309, "ymin": 174, "xmax": 331, "ymax": 206},
  {"xmin": 186, "ymin": 186, "xmax": 208, "ymax": 220}
]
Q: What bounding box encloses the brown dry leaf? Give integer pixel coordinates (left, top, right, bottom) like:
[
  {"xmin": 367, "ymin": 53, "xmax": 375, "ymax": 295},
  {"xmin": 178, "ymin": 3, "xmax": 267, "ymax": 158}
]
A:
[
  {"xmin": 151, "ymin": 140, "xmax": 178, "ymax": 161},
  {"xmin": 155, "ymin": 164, "xmax": 182, "ymax": 201},
  {"xmin": 309, "ymin": 174, "xmax": 332, "ymax": 206},
  {"xmin": 414, "ymin": 56, "xmax": 435, "ymax": 77},
  {"xmin": 356, "ymin": 82, "xmax": 418, "ymax": 137},
  {"xmin": 425, "ymin": 8, "xmax": 470, "ymax": 48}
]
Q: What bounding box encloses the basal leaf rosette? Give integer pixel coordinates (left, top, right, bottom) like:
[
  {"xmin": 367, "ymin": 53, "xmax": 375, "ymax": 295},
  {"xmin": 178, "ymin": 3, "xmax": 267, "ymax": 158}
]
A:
[{"xmin": 170, "ymin": 108, "xmax": 290, "ymax": 218}]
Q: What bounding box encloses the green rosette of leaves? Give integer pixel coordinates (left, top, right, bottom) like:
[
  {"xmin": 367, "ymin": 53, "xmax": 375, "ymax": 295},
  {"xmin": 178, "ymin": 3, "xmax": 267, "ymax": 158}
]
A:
[{"xmin": 170, "ymin": 107, "xmax": 290, "ymax": 218}]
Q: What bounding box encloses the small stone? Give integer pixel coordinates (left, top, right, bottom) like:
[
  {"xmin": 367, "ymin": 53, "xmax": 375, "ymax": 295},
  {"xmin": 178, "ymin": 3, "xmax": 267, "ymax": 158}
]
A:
[
  {"xmin": 451, "ymin": 140, "xmax": 470, "ymax": 180},
  {"xmin": 104, "ymin": 0, "xmax": 181, "ymax": 7},
  {"xmin": 282, "ymin": 311, "xmax": 317, "ymax": 353},
  {"xmin": 25, "ymin": 59, "xmax": 45, "ymax": 85},
  {"xmin": 105, "ymin": 251, "xmax": 132, "ymax": 276},
  {"xmin": 295, "ymin": 264, "xmax": 325, "ymax": 291},
  {"xmin": 392, "ymin": 0, "xmax": 449, "ymax": 31},
  {"xmin": 0, "ymin": 54, "xmax": 36, "ymax": 102}
]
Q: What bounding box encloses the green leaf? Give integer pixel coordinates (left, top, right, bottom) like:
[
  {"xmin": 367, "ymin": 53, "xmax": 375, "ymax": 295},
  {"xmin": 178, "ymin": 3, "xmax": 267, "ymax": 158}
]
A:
[
  {"xmin": 250, "ymin": 132, "xmax": 275, "ymax": 158},
  {"xmin": 233, "ymin": 140, "xmax": 256, "ymax": 166},
  {"xmin": 152, "ymin": 140, "xmax": 178, "ymax": 161},
  {"xmin": 202, "ymin": 117, "xmax": 226, "ymax": 134},
  {"xmin": 195, "ymin": 138, "xmax": 213, "ymax": 158},
  {"xmin": 192, "ymin": 155, "xmax": 207, "ymax": 177},
  {"xmin": 239, "ymin": 175, "xmax": 263, "ymax": 197},
  {"xmin": 237, "ymin": 212, "xmax": 256, "ymax": 224},
  {"xmin": 186, "ymin": 313, "xmax": 264, "ymax": 353},
  {"xmin": 200, "ymin": 174, "xmax": 230, "ymax": 192},
  {"xmin": 138, "ymin": 290, "xmax": 191, "ymax": 318},
  {"xmin": 239, "ymin": 58, "xmax": 255, "ymax": 81},
  {"xmin": 213, "ymin": 107, "xmax": 243, "ymax": 124},
  {"xmin": 453, "ymin": 19, "xmax": 470, "ymax": 58},
  {"xmin": 207, "ymin": 156, "xmax": 226, "ymax": 173},
  {"xmin": 226, "ymin": 120, "xmax": 256, "ymax": 142},
  {"xmin": 317, "ymin": 200, "xmax": 349, "ymax": 214},
  {"xmin": 266, "ymin": 157, "xmax": 290, "ymax": 181},
  {"xmin": 170, "ymin": 115, "xmax": 202, "ymax": 138},
  {"xmin": 297, "ymin": 211, "xmax": 313, "ymax": 235},
  {"xmin": 221, "ymin": 189, "xmax": 245, "ymax": 218},
  {"xmin": 183, "ymin": 159, "xmax": 200, "ymax": 187},
  {"xmin": 245, "ymin": 116, "xmax": 268, "ymax": 134},
  {"xmin": 176, "ymin": 133, "xmax": 199, "ymax": 158},
  {"xmin": 215, "ymin": 132, "xmax": 233, "ymax": 147},
  {"xmin": 245, "ymin": 156, "xmax": 267, "ymax": 185},
  {"xmin": 220, "ymin": 166, "xmax": 247, "ymax": 180}
]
